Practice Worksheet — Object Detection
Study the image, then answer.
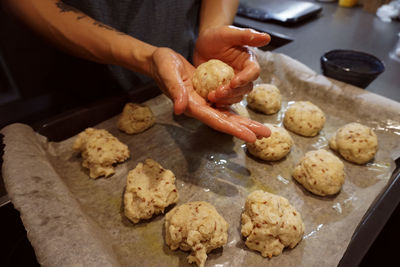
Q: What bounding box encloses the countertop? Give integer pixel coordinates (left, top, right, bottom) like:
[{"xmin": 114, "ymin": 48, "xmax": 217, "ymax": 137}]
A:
[{"xmin": 235, "ymin": 1, "xmax": 400, "ymax": 102}]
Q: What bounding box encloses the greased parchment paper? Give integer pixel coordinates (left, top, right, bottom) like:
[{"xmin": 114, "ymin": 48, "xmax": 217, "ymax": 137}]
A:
[{"xmin": 2, "ymin": 51, "xmax": 400, "ymax": 267}]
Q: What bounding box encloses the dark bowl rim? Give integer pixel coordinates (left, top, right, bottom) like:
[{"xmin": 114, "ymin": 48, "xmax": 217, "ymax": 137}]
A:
[{"xmin": 321, "ymin": 49, "xmax": 385, "ymax": 75}]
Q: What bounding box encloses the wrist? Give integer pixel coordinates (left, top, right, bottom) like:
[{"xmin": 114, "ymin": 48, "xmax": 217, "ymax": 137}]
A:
[
  {"xmin": 112, "ymin": 35, "xmax": 157, "ymax": 76},
  {"xmin": 198, "ymin": 0, "xmax": 238, "ymax": 34},
  {"xmin": 199, "ymin": 22, "xmax": 224, "ymax": 36}
]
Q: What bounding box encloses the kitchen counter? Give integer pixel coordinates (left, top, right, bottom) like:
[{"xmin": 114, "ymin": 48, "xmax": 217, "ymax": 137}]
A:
[{"xmin": 235, "ymin": 1, "xmax": 400, "ymax": 102}]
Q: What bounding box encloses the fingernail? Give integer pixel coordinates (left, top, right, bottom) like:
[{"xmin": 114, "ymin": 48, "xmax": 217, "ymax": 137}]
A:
[
  {"xmin": 216, "ymin": 87, "xmax": 228, "ymax": 98},
  {"xmin": 232, "ymin": 77, "xmax": 243, "ymax": 88},
  {"xmin": 221, "ymin": 88, "xmax": 229, "ymax": 97},
  {"xmin": 208, "ymin": 91, "xmax": 216, "ymax": 100}
]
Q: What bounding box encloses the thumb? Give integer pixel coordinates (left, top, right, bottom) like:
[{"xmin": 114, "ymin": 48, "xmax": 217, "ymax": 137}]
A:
[
  {"xmin": 224, "ymin": 26, "xmax": 271, "ymax": 47},
  {"xmin": 171, "ymin": 81, "xmax": 188, "ymax": 115},
  {"xmin": 152, "ymin": 48, "xmax": 189, "ymax": 115}
]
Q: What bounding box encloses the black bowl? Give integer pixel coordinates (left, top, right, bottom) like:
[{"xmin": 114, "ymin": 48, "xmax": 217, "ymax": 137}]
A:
[{"xmin": 321, "ymin": 50, "xmax": 385, "ymax": 89}]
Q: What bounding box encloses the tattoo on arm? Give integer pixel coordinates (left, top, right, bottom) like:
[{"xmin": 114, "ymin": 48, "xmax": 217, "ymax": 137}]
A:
[
  {"xmin": 55, "ymin": 1, "xmax": 126, "ymax": 35},
  {"xmin": 55, "ymin": 1, "xmax": 82, "ymax": 13},
  {"xmin": 93, "ymin": 21, "xmax": 118, "ymax": 32}
]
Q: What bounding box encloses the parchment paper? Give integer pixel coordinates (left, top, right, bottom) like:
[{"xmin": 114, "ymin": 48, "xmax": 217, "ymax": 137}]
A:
[{"xmin": 2, "ymin": 51, "xmax": 400, "ymax": 267}]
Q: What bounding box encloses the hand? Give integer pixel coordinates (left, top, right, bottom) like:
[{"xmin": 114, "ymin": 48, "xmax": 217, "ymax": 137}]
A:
[
  {"xmin": 184, "ymin": 89, "xmax": 270, "ymax": 142},
  {"xmin": 150, "ymin": 48, "xmax": 192, "ymax": 115},
  {"xmin": 150, "ymin": 47, "xmax": 270, "ymax": 142},
  {"xmin": 194, "ymin": 26, "xmax": 270, "ymax": 105}
]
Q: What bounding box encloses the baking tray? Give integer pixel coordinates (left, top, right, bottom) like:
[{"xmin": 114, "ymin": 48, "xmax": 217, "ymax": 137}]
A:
[
  {"xmin": 1, "ymin": 106, "xmax": 398, "ymax": 266},
  {"xmin": 2, "ymin": 89, "xmax": 399, "ymax": 266},
  {"xmin": 32, "ymin": 89, "xmax": 400, "ymax": 267},
  {"xmin": 1, "ymin": 52, "xmax": 400, "ymax": 266}
]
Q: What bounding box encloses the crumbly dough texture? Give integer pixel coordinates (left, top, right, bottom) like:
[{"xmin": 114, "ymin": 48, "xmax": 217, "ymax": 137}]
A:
[
  {"xmin": 192, "ymin": 59, "xmax": 234, "ymax": 99},
  {"xmin": 72, "ymin": 128, "xmax": 130, "ymax": 178},
  {"xmin": 247, "ymin": 124, "xmax": 293, "ymax": 161},
  {"xmin": 329, "ymin": 122, "xmax": 378, "ymax": 164},
  {"xmin": 247, "ymin": 83, "xmax": 282, "ymax": 114},
  {"xmin": 292, "ymin": 149, "xmax": 345, "ymax": 196},
  {"xmin": 117, "ymin": 103, "xmax": 155, "ymax": 134},
  {"xmin": 283, "ymin": 101, "xmax": 326, "ymax": 137},
  {"xmin": 241, "ymin": 190, "xmax": 304, "ymax": 258},
  {"xmin": 124, "ymin": 159, "xmax": 179, "ymax": 223},
  {"xmin": 165, "ymin": 201, "xmax": 229, "ymax": 267}
]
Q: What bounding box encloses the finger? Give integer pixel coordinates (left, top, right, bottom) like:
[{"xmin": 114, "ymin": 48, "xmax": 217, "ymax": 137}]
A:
[
  {"xmin": 154, "ymin": 80, "xmax": 187, "ymax": 115},
  {"xmin": 209, "ymin": 95, "xmax": 244, "ymax": 105},
  {"xmin": 186, "ymin": 103, "xmax": 257, "ymax": 142},
  {"xmin": 222, "ymin": 26, "xmax": 271, "ymax": 47},
  {"xmin": 212, "ymin": 83, "xmax": 253, "ymax": 100},
  {"xmin": 215, "ymin": 103, "xmax": 231, "ymax": 109},
  {"xmin": 232, "ymin": 116, "xmax": 270, "ymax": 139},
  {"xmin": 220, "ymin": 110, "xmax": 271, "ymax": 139},
  {"xmin": 161, "ymin": 71, "xmax": 188, "ymax": 115},
  {"xmin": 230, "ymin": 59, "xmax": 260, "ymax": 89}
]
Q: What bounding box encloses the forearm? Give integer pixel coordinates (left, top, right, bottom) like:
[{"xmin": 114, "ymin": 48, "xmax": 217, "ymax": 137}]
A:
[
  {"xmin": 198, "ymin": 0, "xmax": 239, "ymax": 33},
  {"xmin": 4, "ymin": 0, "xmax": 156, "ymax": 75}
]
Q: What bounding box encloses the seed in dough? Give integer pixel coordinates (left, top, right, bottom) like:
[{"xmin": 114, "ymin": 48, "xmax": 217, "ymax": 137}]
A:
[
  {"xmin": 241, "ymin": 190, "xmax": 304, "ymax": 258},
  {"xmin": 283, "ymin": 101, "xmax": 325, "ymax": 137},
  {"xmin": 73, "ymin": 128, "xmax": 130, "ymax": 178},
  {"xmin": 124, "ymin": 159, "xmax": 179, "ymax": 223},
  {"xmin": 117, "ymin": 103, "xmax": 155, "ymax": 134},
  {"xmin": 329, "ymin": 122, "xmax": 378, "ymax": 164},
  {"xmin": 293, "ymin": 149, "xmax": 345, "ymax": 196},
  {"xmin": 192, "ymin": 59, "xmax": 234, "ymax": 99},
  {"xmin": 247, "ymin": 83, "xmax": 282, "ymax": 115},
  {"xmin": 165, "ymin": 201, "xmax": 228, "ymax": 267},
  {"xmin": 246, "ymin": 124, "xmax": 293, "ymax": 161}
]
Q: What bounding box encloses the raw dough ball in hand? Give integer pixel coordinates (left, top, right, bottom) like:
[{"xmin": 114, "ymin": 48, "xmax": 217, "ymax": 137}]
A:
[
  {"xmin": 292, "ymin": 149, "xmax": 345, "ymax": 196},
  {"xmin": 246, "ymin": 124, "xmax": 293, "ymax": 161},
  {"xmin": 283, "ymin": 101, "xmax": 326, "ymax": 137},
  {"xmin": 117, "ymin": 103, "xmax": 155, "ymax": 134},
  {"xmin": 241, "ymin": 190, "xmax": 304, "ymax": 258},
  {"xmin": 124, "ymin": 159, "xmax": 179, "ymax": 223},
  {"xmin": 165, "ymin": 201, "xmax": 228, "ymax": 267},
  {"xmin": 247, "ymin": 84, "xmax": 282, "ymax": 114},
  {"xmin": 192, "ymin": 59, "xmax": 234, "ymax": 99},
  {"xmin": 329, "ymin": 122, "xmax": 378, "ymax": 164},
  {"xmin": 73, "ymin": 128, "xmax": 130, "ymax": 178}
]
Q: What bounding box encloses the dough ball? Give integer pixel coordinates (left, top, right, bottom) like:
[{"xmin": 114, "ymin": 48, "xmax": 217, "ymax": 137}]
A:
[
  {"xmin": 241, "ymin": 190, "xmax": 304, "ymax": 258},
  {"xmin": 73, "ymin": 128, "xmax": 130, "ymax": 178},
  {"xmin": 117, "ymin": 103, "xmax": 155, "ymax": 134},
  {"xmin": 246, "ymin": 124, "xmax": 293, "ymax": 161},
  {"xmin": 165, "ymin": 201, "xmax": 228, "ymax": 267},
  {"xmin": 329, "ymin": 122, "xmax": 378, "ymax": 164},
  {"xmin": 124, "ymin": 159, "xmax": 179, "ymax": 223},
  {"xmin": 247, "ymin": 84, "xmax": 282, "ymax": 114},
  {"xmin": 283, "ymin": 101, "xmax": 325, "ymax": 137},
  {"xmin": 292, "ymin": 149, "xmax": 345, "ymax": 196},
  {"xmin": 192, "ymin": 59, "xmax": 234, "ymax": 99}
]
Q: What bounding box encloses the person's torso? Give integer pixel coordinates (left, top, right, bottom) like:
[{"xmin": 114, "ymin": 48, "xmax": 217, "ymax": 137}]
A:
[{"xmin": 64, "ymin": 0, "xmax": 201, "ymax": 91}]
